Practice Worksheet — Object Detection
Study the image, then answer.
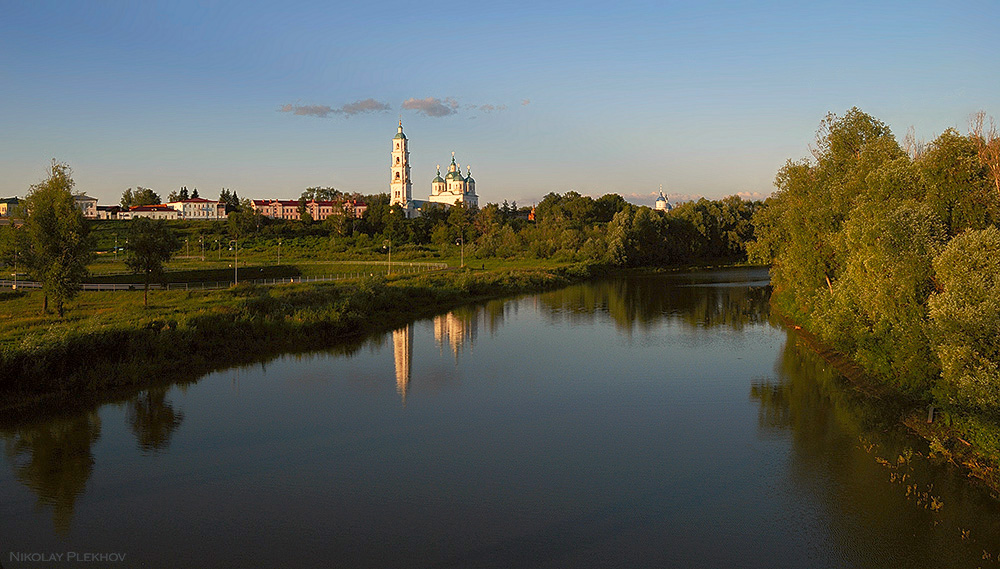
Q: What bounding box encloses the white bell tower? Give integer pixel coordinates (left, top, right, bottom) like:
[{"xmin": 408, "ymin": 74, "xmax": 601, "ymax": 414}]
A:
[{"xmin": 390, "ymin": 119, "xmax": 412, "ymax": 212}]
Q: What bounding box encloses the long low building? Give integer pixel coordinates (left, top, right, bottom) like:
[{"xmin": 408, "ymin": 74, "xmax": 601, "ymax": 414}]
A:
[
  {"xmin": 167, "ymin": 198, "xmax": 227, "ymax": 219},
  {"xmin": 119, "ymin": 204, "xmax": 179, "ymax": 220},
  {"xmin": 251, "ymin": 199, "xmax": 367, "ymax": 221}
]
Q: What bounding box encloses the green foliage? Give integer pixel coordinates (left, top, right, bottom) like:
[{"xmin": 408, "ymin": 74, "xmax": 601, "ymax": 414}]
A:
[
  {"xmin": 757, "ymin": 107, "xmax": 1000, "ymax": 411},
  {"xmin": 167, "ymin": 186, "xmax": 191, "ymax": 202},
  {"xmin": 817, "ymin": 202, "xmax": 944, "ymax": 390},
  {"xmin": 928, "ymin": 227, "xmax": 1000, "ymax": 411},
  {"xmin": 300, "ymin": 186, "xmax": 342, "ymax": 202},
  {"xmin": 219, "ymin": 188, "xmax": 240, "ymax": 213},
  {"xmin": 227, "ymin": 198, "xmax": 263, "ymax": 238},
  {"xmin": 917, "ymin": 128, "xmax": 998, "ymax": 236},
  {"xmin": 120, "ymin": 187, "xmax": 161, "ymax": 208},
  {"xmin": 124, "ymin": 218, "xmax": 181, "ymax": 307},
  {"xmin": 22, "ymin": 162, "xmax": 95, "ymax": 316}
]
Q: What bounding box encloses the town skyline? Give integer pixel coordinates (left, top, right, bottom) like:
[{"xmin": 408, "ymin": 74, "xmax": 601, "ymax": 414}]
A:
[{"xmin": 2, "ymin": 1, "xmax": 998, "ymax": 207}]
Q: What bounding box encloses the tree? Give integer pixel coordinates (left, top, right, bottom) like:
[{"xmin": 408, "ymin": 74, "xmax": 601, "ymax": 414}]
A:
[
  {"xmin": 121, "ymin": 187, "xmax": 161, "ymax": 208},
  {"xmin": 0, "ymin": 223, "xmax": 26, "ymax": 273},
  {"xmin": 928, "ymin": 226, "xmax": 1000, "ymax": 410},
  {"xmin": 227, "ymin": 198, "xmax": 261, "ymax": 238},
  {"xmin": 219, "ymin": 188, "xmax": 240, "ymax": 213},
  {"xmin": 818, "ymin": 201, "xmax": 944, "ymax": 390},
  {"xmin": 124, "ymin": 218, "xmax": 180, "ymax": 308},
  {"xmin": 167, "ymin": 186, "xmax": 191, "ymax": 203},
  {"xmin": 21, "ymin": 161, "xmax": 94, "ymax": 316},
  {"xmin": 917, "ymin": 128, "xmax": 996, "ymax": 236},
  {"xmin": 191, "ymin": 188, "xmax": 199, "ymax": 199},
  {"xmin": 301, "ymin": 186, "xmax": 341, "ymax": 202},
  {"xmin": 297, "ymin": 197, "xmax": 314, "ymax": 224},
  {"xmin": 970, "ymin": 111, "xmax": 1000, "ymax": 196},
  {"xmin": 594, "ymin": 193, "xmax": 628, "ymax": 223}
]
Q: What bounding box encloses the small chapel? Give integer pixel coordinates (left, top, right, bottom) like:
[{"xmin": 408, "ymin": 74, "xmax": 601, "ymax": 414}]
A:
[{"xmin": 389, "ymin": 120, "xmax": 478, "ymax": 218}]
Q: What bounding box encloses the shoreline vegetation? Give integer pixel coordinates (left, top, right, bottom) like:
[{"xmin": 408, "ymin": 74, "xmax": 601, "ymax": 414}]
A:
[
  {"xmin": 778, "ymin": 308, "xmax": 1000, "ymax": 495},
  {"xmin": 0, "ymin": 263, "xmax": 614, "ymax": 417},
  {"xmin": 755, "ymin": 108, "xmax": 1000, "ymax": 497}
]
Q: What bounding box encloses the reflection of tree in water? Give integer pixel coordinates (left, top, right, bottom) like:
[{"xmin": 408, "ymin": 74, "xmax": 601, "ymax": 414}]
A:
[
  {"xmin": 127, "ymin": 387, "xmax": 184, "ymax": 452},
  {"xmin": 2, "ymin": 411, "xmax": 101, "ymax": 534},
  {"xmin": 750, "ymin": 332, "xmax": 1000, "ymax": 568},
  {"xmin": 538, "ymin": 274, "xmax": 771, "ymax": 333}
]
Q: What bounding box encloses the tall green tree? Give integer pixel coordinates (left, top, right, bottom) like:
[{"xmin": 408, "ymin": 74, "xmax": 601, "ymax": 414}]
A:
[
  {"xmin": 125, "ymin": 217, "xmax": 180, "ymax": 307},
  {"xmin": 21, "ymin": 161, "xmax": 94, "ymax": 316},
  {"xmin": 219, "ymin": 188, "xmax": 240, "ymax": 213},
  {"xmin": 120, "ymin": 187, "xmax": 161, "ymax": 208},
  {"xmin": 227, "ymin": 198, "xmax": 262, "ymax": 238},
  {"xmin": 301, "ymin": 186, "xmax": 341, "ymax": 202},
  {"xmin": 928, "ymin": 227, "xmax": 1000, "ymax": 410}
]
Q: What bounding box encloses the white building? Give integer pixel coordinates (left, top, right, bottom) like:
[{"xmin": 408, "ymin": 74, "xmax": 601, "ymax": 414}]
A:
[
  {"xmin": 96, "ymin": 205, "xmax": 122, "ymax": 220},
  {"xmin": 388, "ymin": 120, "xmax": 478, "ymax": 217},
  {"xmin": 654, "ymin": 187, "xmax": 672, "ymax": 212},
  {"xmin": 120, "ymin": 204, "xmax": 179, "ymax": 220},
  {"xmin": 167, "ymin": 198, "xmax": 227, "ymax": 220},
  {"xmin": 428, "ymin": 154, "xmax": 477, "ymax": 208},
  {"xmin": 73, "ymin": 194, "xmax": 98, "ymax": 219}
]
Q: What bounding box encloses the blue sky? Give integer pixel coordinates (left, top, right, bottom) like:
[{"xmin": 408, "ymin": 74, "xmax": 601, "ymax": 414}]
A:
[{"xmin": 2, "ymin": 0, "xmax": 998, "ymax": 207}]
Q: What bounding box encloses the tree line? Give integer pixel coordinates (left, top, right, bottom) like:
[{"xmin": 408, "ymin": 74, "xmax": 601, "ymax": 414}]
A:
[
  {"xmin": 752, "ymin": 107, "xmax": 1000, "ymax": 413},
  {"xmin": 225, "ymin": 189, "xmax": 764, "ymax": 267}
]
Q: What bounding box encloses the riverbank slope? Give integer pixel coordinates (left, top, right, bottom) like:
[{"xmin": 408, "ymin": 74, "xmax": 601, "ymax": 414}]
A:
[{"xmin": 0, "ymin": 263, "xmax": 609, "ymax": 414}]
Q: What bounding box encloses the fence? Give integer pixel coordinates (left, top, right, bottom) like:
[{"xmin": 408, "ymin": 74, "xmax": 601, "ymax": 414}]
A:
[{"xmin": 0, "ymin": 261, "xmax": 450, "ymax": 292}]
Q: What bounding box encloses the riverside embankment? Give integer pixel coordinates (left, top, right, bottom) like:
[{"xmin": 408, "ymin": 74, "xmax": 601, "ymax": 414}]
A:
[{"xmin": 0, "ymin": 263, "xmax": 607, "ymax": 414}]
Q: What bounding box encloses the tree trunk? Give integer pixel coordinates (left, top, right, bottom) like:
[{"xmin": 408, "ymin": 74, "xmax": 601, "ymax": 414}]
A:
[{"xmin": 43, "ymin": 294, "xmax": 48, "ymax": 314}]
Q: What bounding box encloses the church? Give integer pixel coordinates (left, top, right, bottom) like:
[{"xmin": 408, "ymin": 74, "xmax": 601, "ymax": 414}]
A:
[{"xmin": 389, "ymin": 120, "xmax": 478, "ymax": 218}]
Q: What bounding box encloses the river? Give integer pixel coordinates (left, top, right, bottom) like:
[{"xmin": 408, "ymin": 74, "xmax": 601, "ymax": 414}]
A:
[{"xmin": 3, "ymin": 267, "xmax": 1000, "ymax": 568}]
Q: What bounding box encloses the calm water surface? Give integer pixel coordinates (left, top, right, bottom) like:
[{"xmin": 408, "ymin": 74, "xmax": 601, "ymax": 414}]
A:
[{"xmin": 3, "ymin": 267, "xmax": 1000, "ymax": 568}]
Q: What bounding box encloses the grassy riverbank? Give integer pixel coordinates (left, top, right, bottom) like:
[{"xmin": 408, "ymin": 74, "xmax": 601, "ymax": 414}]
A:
[{"xmin": 0, "ymin": 262, "xmax": 607, "ymax": 414}]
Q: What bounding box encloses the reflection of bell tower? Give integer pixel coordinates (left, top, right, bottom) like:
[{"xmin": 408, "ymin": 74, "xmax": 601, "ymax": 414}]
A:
[
  {"xmin": 393, "ymin": 324, "xmax": 412, "ymax": 403},
  {"xmin": 389, "ymin": 119, "xmax": 412, "ymax": 212}
]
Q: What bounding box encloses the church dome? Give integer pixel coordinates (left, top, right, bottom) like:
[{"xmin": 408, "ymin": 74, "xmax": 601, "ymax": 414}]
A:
[
  {"xmin": 432, "ymin": 167, "xmax": 444, "ymax": 184},
  {"xmin": 654, "ymin": 190, "xmax": 670, "ymax": 211},
  {"xmin": 445, "ymin": 170, "xmax": 463, "ymax": 181}
]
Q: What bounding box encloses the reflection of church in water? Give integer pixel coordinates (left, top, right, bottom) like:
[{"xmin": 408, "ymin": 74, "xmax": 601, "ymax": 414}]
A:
[{"xmin": 391, "ymin": 310, "xmax": 483, "ymax": 404}]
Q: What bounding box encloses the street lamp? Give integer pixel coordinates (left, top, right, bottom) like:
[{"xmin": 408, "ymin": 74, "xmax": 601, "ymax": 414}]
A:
[
  {"xmin": 114, "ymin": 234, "xmax": 118, "ymax": 262},
  {"xmin": 383, "ymin": 239, "xmax": 391, "ymax": 275},
  {"xmin": 229, "ymin": 239, "xmax": 238, "ymax": 285},
  {"xmin": 185, "ymin": 237, "xmax": 189, "ymax": 258},
  {"xmin": 199, "ymin": 235, "xmax": 204, "ymax": 261},
  {"xmin": 456, "ymin": 236, "xmax": 465, "ymax": 268},
  {"xmin": 277, "ymin": 240, "xmax": 281, "ymax": 266},
  {"xmin": 216, "ymin": 239, "xmax": 221, "ymax": 260}
]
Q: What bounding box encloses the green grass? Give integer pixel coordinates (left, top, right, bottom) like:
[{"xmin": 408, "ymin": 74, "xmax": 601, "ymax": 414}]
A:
[{"xmin": 0, "ymin": 261, "xmax": 607, "ymax": 412}]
